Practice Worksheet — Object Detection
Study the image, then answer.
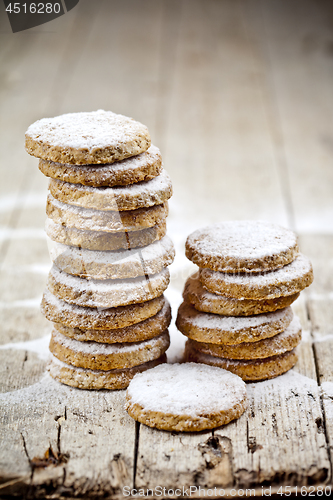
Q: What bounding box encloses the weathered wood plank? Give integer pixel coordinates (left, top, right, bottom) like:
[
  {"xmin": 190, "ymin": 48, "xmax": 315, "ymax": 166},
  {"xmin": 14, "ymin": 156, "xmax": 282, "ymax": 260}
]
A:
[
  {"xmin": 246, "ymin": 0, "xmax": 333, "ymax": 233},
  {"xmin": 163, "ymin": 0, "xmax": 289, "ymax": 227},
  {"xmin": 308, "ymin": 297, "xmax": 333, "ymax": 472},
  {"xmin": 0, "ymin": 363, "xmax": 137, "ymax": 498}
]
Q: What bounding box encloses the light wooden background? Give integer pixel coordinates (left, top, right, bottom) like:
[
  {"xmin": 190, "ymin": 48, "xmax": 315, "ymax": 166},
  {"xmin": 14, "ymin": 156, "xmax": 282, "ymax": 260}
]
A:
[{"xmin": 1, "ymin": 0, "xmax": 333, "ymax": 497}]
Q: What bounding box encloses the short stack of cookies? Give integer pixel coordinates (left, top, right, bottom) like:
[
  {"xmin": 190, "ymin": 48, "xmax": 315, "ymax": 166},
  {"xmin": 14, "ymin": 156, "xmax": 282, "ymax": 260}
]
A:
[
  {"xmin": 177, "ymin": 221, "xmax": 314, "ymax": 381},
  {"xmin": 25, "ymin": 110, "xmax": 175, "ymax": 390}
]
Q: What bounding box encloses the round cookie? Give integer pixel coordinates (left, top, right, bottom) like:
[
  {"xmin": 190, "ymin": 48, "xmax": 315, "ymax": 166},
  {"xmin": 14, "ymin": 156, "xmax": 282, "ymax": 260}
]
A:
[
  {"xmin": 25, "ymin": 110, "xmax": 151, "ymax": 165},
  {"xmin": 50, "ymin": 236, "xmax": 175, "ymax": 280},
  {"xmin": 47, "ymin": 265, "xmax": 170, "ymax": 308},
  {"xmin": 46, "ymin": 194, "xmax": 168, "ymax": 232},
  {"xmin": 53, "ymin": 299, "xmax": 172, "ymax": 343},
  {"xmin": 185, "ymin": 221, "xmax": 299, "ymax": 273},
  {"xmin": 48, "ymin": 354, "xmax": 167, "ymax": 390},
  {"xmin": 125, "ymin": 363, "xmax": 247, "ymax": 432},
  {"xmin": 50, "ymin": 329, "xmax": 170, "ymax": 370},
  {"xmin": 176, "ymin": 302, "xmax": 293, "ymax": 345},
  {"xmin": 49, "ymin": 169, "xmax": 172, "ymax": 212},
  {"xmin": 39, "ymin": 145, "xmax": 162, "ymax": 187},
  {"xmin": 185, "ymin": 344, "xmax": 298, "ymax": 382},
  {"xmin": 200, "ymin": 254, "xmax": 313, "ymax": 300},
  {"xmin": 41, "ymin": 289, "xmax": 166, "ymax": 330},
  {"xmin": 188, "ymin": 316, "xmax": 302, "ymax": 360},
  {"xmin": 183, "ymin": 274, "xmax": 300, "ymax": 316},
  {"xmin": 45, "ymin": 218, "xmax": 167, "ymax": 251}
]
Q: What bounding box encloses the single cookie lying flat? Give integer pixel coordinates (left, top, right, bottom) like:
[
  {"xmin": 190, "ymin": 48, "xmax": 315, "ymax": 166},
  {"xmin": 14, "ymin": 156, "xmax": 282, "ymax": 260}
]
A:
[
  {"xmin": 25, "ymin": 110, "xmax": 151, "ymax": 164},
  {"xmin": 176, "ymin": 302, "xmax": 293, "ymax": 344},
  {"xmin": 53, "ymin": 298, "xmax": 171, "ymax": 343},
  {"xmin": 41, "ymin": 289, "xmax": 165, "ymax": 329},
  {"xmin": 48, "ymin": 354, "xmax": 167, "ymax": 390},
  {"xmin": 125, "ymin": 363, "xmax": 247, "ymax": 431},
  {"xmin": 183, "ymin": 274, "xmax": 299, "ymax": 316},
  {"xmin": 46, "ymin": 218, "xmax": 167, "ymax": 251},
  {"xmin": 200, "ymin": 254, "xmax": 313, "ymax": 300},
  {"xmin": 39, "ymin": 145, "xmax": 162, "ymax": 187},
  {"xmin": 47, "ymin": 265, "xmax": 170, "ymax": 308},
  {"xmin": 188, "ymin": 316, "xmax": 301, "ymax": 360},
  {"xmin": 50, "ymin": 329, "xmax": 170, "ymax": 370},
  {"xmin": 46, "ymin": 194, "xmax": 168, "ymax": 232},
  {"xmin": 185, "ymin": 221, "xmax": 299, "ymax": 273},
  {"xmin": 185, "ymin": 343, "xmax": 298, "ymax": 381},
  {"xmin": 49, "ymin": 169, "xmax": 172, "ymax": 212},
  {"xmin": 50, "ymin": 236, "xmax": 175, "ymax": 279}
]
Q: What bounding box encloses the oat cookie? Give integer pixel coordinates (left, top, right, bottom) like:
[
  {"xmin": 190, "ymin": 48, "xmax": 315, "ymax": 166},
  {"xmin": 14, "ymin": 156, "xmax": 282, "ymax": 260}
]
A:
[
  {"xmin": 25, "ymin": 110, "xmax": 151, "ymax": 164},
  {"xmin": 46, "ymin": 218, "xmax": 167, "ymax": 251},
  {"xmin": 188, "ymin": 316, "xmax": 301, "ymax": 360},
  {"xmin": 200, "ymin": 254, "xmax": 313, "ymax": 300},
  {"xmin": 50, "ymin": 236, "xmax": 175, "ymax": 280},
  {"xmin": 185, "ymin": 343, "xmax": 298, "ymax": 381},
  {"xmin": 49, "ymin": 169, "xmax": 172, "ymax": 212},
  {"xmin": 39, "ymin": 145, "xmax": 162, "ymax": 187},
  {"xmin": 53, "ymin": 298, "xmax": 171, "ymax": 343},
  {"xmin": 46, "ymin": 194, "xmax": 168, "ymax": 232},
  {"xmin": 183, "ymin": 274, "xmax": 299, "ymax": 316},
  {"xmin": 185, "ymin": 221, "xmax": 299, "ymax": 273},
  {"xmin": 47, "ymin": 265, "xmax": 170, "ymax": 308},
  {"xmin": 50, "ymin": 329, "xmax": 170, "ymax": 370},
  {"xmin": 41, "ymin": 289, "xmax": 165, "ymax": 329},
  {"xmin": 48, "ymin": 354, "xmax": 167, "ymax": 390},
  {"xmin": 176, "ymin": 302, "xmax": 293, "ymax": 345},
  {"xmin": 125, "ymin": 363, "xmax": 247, "ymax": 431}
]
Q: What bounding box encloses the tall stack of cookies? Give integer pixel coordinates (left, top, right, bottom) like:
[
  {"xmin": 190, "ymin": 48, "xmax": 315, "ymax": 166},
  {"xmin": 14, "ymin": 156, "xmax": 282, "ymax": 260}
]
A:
[
  {"xmin": 25, "ymin": 110, "xmax": 175, "ymax": 390},
  {"xmin": 177, "ymin": 221, "xmax": 314, "ymax": 381}
]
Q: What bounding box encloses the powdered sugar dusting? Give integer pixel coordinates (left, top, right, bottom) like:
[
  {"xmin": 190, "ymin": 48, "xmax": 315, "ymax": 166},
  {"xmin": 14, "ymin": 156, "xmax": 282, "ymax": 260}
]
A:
[
  {"xmin": 50, "ymin": 169, "xmax": 172, "ymax": 211},
  {"xmin": 126, "ymin": 363, "xmax": 247, "ymax": 417},
  {"xmin": 201, "ymin": 253, "xmax": 313, "ymax": 299},
  {"xmin": 179, "ymin": 302, "xmax": 293, "ymax": 332},
  {"xmin": 51, "ymin": 329, "xmax": 169, "ymax": 356},
  {"xmin": 49, "ymin": 265, "xmax": 169, "ymax": 307},
  {"xmin": 49, "ymin": 235, "xmax": 175, "ymax": 273},
  {"xmin": 46, "ymin": 144, "xmax": 161, "ymax": 174},
  {"xmin": 26, "ymin": 110, "xmax": 149, "ymax": 151},
  {"xmin": 186, "ymin": 221, "xmax": 298, "ymax": 268}
]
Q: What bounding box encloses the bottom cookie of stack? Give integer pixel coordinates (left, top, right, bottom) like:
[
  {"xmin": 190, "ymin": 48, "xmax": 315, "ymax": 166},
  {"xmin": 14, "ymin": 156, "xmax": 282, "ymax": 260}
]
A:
[
  {"xmin": 48, "ymin": 354, "xmax": 167, "ymax": 390},
  {"xmin": 48, "ymin": 328, "xmax": 170, "ymax": 390}
]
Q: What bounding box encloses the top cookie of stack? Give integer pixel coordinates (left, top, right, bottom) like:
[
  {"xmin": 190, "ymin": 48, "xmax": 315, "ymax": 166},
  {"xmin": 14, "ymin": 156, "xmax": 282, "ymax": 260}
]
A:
[
  {"xmin": 25, "ymin": 110, "xmax": 174, "ymax": 390},
  {"xmin": 177, "ymin": 220, "xmax": 313, "ymax": 381}
]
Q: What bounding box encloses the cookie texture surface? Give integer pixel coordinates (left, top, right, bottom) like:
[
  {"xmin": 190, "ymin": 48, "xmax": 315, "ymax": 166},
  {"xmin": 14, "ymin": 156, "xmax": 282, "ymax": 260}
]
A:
[
  {"xmin": 185, "ymin": 221, "xmax": 299, "ymax": 273},
  {"xmin": 46, "ymin": 218, "xmax": 167, "ymax": 251},
  {"xmin": 46, "ymin": 194, "xmax": 168, "ymax": 232},
  {"xmin": 39, "ymin": 145, "xmax": 162, "ymax": 187},
  {"xmin": 185, "ymin": 344, "xmax": 298, "ymax": 381},
  {"xmin": 25, "ymin": 110, "xmax": 151, "ymax": 164},
  {"xmin": 176, "ymin": 302, "xmax": 293, "ymax": 345},
  {"xmin": 188, "ymin": 316, "xmax": 302, "ymax": 360},
  {"xmin": 50, "ymin": 236, "xmax": 175, "ymax": 280},
  {"xmin": 125, "ymin": 363, "xmax": 247, "ymax": 431},
  {"xmin": 183, "ymin": 274, "xmax": 300, "ymax": 316},
  {"xmin": 41, "ymin": 289, "xmax": 165, "ymax": 330},
  {"xmin": 53, "ymin": 299, "xmax": 171, "ymax": 343},
  {"xmin": 49, "ymin": 169, "xmax": 172, "ymax": 211},
  {"xmin": 47, "ymin": 354, "xmax": 167, "ymax": 390},
  {"xmin": 50, "ymin": 329, "xmax": 170, "ymax": 370},
  {"xmin": 200, "ymin": 254, "xmax": 313, "ymax": 300},
  {"xmin": 47, "ymin": 265, "xmax": 170, "ymax": 308}
]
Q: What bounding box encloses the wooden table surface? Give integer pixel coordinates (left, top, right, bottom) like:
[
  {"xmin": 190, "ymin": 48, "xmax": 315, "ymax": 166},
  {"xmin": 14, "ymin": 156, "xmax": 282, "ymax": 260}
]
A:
[{"xmin": 1, "ymin": 0, "xmax": 333, "ymax": 497}]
